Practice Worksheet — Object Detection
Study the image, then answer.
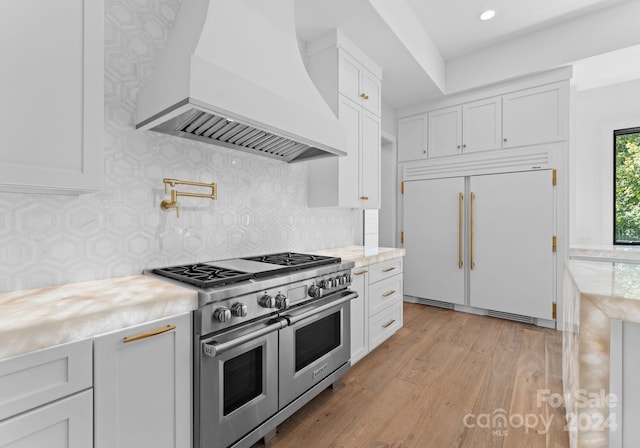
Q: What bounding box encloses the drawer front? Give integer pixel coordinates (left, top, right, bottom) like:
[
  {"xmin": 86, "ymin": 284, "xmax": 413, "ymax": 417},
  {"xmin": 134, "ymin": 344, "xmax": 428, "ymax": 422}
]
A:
[
  {"xmin": 0, "ymin": 339, "xmax": 92, "ymax": 420},
  {"xmin": 369, "ymin": 275, "xmax": 403, "ymax": 317},
  {"xmin": 368, "ymin": 258, "xmax": 403, "ymax": 284},
  {"xmin": 368, "ymin": 301, "xmax": 403, "ymax": 351},
  {"xmin": 0, "ymin": 390, "xmax": 93, "ymax": 447}
]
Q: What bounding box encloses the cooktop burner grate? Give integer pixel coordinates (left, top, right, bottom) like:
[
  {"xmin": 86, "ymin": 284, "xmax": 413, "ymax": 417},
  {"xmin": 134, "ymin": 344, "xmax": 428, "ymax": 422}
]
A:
[
  {"xmin": 153, "ymin": 264, "xmax": 253, "ymax": 288},
  {"xmin": 242, "ymin": 252, "xmax": 339, "ymax": 270}
]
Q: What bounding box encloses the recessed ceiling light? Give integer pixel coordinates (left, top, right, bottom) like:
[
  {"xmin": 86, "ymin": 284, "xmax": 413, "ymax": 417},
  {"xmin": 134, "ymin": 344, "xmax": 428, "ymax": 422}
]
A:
[{"xmin": 479, "ymin": 10, "xmax": 496, "ymax": 21}]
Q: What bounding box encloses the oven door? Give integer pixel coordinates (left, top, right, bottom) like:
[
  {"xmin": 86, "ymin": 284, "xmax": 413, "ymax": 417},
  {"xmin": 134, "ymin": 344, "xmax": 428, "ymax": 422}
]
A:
[
  {"xmin": 197, "ymin": 317, "xmax": 285, "ymax": 448},
  {"xmin": 279, "ymin": 289, "xmax": 357, "ymax": 408}
]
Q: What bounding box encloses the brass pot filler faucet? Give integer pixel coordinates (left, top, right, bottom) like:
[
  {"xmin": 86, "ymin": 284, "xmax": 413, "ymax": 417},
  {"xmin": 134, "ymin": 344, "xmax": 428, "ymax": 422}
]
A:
[{"xmin": 160, "ymin": 178, "xmax": 217, "ymax": 218}]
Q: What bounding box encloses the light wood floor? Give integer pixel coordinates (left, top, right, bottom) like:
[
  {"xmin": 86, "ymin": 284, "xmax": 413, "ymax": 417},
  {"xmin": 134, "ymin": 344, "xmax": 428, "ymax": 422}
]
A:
[{"xmin": 258, "ymin": 302, "xmax": 569, "ymax": 448}]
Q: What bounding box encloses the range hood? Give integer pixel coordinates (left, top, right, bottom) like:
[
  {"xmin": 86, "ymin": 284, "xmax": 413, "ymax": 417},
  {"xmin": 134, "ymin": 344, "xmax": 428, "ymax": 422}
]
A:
[{"xmin": 136, "ymin": 0, "xmax": 347, "ymax": 163}]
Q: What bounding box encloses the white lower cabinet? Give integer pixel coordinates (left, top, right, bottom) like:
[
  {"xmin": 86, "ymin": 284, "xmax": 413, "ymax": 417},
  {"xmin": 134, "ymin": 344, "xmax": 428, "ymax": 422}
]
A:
[
  {"xmin": 0, "ymin": 339, "xmax": 93, "ymax": 448},
  {"xmin": 0, "ymin": 391, "xmax": 93, "ymax": 448},
  {"xmin": 349, "ymin": 267, "xmax": 369, "ymax": 365},
  {"xmin": 350, "ymin": 258, "xmax": 404, "ymax": 364},
  {"xmin": 94, "ymin": 313, "xmax": 192, "ymax": 448}
]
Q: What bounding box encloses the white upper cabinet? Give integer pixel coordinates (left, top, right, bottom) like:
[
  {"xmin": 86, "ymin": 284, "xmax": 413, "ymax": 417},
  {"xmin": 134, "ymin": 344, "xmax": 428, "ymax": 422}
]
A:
[
  {"xmin": 0, "ymin": 0, "xmax": 103, "ymax": 194},
  {"xmin": 502, "ymin": 83, "xmax": 566, "ymax": 148},
  {"xmin": 397, "ymin": 114, "xmax": 428, "ymax": 162},
  {"xmin": 338, "ymin": 50, "xmax": 381, "ymax": 116},
  {"xmin": 427, "ymin": 97, "xmax": 502, "ymax": 158},
  {"xmin": 306, "ymin": 30, "xmax": 382, "ymax": 209},
  {"xmin": 462, "ymin": 97, "xmax": 503, "ymax": 153},
  {"xmin": 428, "ymin": 106, "xmax": 462, "ymax": 158},
  {"xmin": 398, "ymin": 80, "xmax": 568, "ymax": 162}
]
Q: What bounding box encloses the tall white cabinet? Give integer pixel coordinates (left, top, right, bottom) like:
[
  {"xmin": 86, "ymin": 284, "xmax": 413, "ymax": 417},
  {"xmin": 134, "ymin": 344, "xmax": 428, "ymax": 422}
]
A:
[
  {"xmin": 403, "ymin": 170, "xmax": 556, "ymax": 321},
  {"xmin": 0, "ymin": 0, "xmax": 103, "ymax": 194},
  {"xmin": 399, "ymin": 68, "xmax": 569, "ymax": 327},
  {"xmin": 306, "ymin": 30, "xmax": 382, "ymax": 209}
]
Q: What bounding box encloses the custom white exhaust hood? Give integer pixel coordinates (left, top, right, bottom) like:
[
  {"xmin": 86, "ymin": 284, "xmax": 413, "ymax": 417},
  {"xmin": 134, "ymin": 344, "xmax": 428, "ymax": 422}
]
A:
[{"xmin": 136, "ymin": 0, "xmax": 347, "ymax": 163}]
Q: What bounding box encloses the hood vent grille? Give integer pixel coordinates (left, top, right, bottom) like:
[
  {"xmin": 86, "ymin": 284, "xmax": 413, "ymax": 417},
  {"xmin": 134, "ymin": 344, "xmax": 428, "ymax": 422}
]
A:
[{"xmin": 149, "ymin": 108, "xmax": 333, "ymax": 163}]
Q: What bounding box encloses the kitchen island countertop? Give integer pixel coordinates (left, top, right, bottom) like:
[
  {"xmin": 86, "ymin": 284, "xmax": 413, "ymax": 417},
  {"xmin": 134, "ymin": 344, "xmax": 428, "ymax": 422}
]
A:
[{"xmin": 564, "ymin": 259, "xmax": 640, "ymax": 448}]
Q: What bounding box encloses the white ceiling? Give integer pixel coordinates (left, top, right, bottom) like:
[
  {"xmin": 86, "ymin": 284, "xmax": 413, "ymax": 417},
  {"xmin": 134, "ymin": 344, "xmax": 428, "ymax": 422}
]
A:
[{"xmin": 294, "ymin": 0, "xmax": 640, "ymax": 110}]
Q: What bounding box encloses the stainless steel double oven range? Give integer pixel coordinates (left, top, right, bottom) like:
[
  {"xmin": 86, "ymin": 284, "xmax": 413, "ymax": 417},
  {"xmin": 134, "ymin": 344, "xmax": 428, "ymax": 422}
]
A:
[{"xmin": 150, "ymin": 252, "xmax": 356, "ymax": 448}]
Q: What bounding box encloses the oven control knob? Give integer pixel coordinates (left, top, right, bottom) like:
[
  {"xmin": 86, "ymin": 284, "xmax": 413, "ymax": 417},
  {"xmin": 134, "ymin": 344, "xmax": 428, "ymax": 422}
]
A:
[
  {"xmin": 308, "ymin": 285, "xmax": 323, "ymax": 299},
  {"xmin": 231, "ymin": 303, "xmax": 248, "ymax": 317},
  {"xmin": 342, "ymin": 274, "xmax": 351, "ymax": 284},
  {"xmin": 213, "ymin": 307, "xmax": 232, "ymax": 322},
  {"xmin": 334, "ymin": 276, "xmax": 342, "ymax": 286},
  {"xmin": 274, "ymin": 293, "xmax": 289, "ymax": 310},
  {"xmin": 258, "ymin": 294, "xmax": 275, "ymax": 308},
  {"xmin": 321, "ymin": 279, "xmax": 332, "ymax": 289}
]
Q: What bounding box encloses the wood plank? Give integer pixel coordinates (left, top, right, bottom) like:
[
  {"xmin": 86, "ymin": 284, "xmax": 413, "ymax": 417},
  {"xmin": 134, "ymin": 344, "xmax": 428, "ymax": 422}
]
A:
[{"xmin": 252, "ymin": 304, "xmax": 568, "ymax": 448}]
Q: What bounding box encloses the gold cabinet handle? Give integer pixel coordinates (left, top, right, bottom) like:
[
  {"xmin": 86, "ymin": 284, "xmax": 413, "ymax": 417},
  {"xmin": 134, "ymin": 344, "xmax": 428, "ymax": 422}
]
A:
[
  {"xmin": 123, "ymin": 325, "xmax": 176, "ymax": 343},
  {"xmin": 503, "ymin": 137, "xmax": 508, "ymax": 143},
  {"xmin": 353, "ymin": 269, "xmax": 368, "ymax": 276},
  {"xmin": 463, "ymin": 144, "xmax": 467, "ymax": 149},
  {"xmin": 360, "ymin": 93, "xmax": 369, "ymax": 100},
  {"xmin": 422, "ymin": 149, "xmax": 427, "ymax": 154},
  {"xmin": 458, "ymin": 192, "xmax": 464, "ymax": 269},
  {"xmin": 470, "ymin": 192, "xmax": 476, "ymax": 270},
  {"xmin": 382, "ymin": 319, "xmax": 396, "ymax": 328},
  {"xmin": 382, "ymin": 266, "xmax": 396, "ymax": 272},
  {"xmin": 360, "ymin": 196, "xmax": 369, "ymax": 200},
  {"xmin": 382, "ymin": 290, "xmax": 396, "ymax": 297},
  {"xmin": 457, "ymin": 145, "xmax": 461, "ymax": 149}
]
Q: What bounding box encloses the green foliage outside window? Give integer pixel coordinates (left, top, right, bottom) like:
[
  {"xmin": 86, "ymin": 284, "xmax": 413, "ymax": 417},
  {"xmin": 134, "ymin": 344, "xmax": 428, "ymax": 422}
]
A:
[{"xmin": 615, "ymin": 128, "xmax": 640, "ymax": 243}]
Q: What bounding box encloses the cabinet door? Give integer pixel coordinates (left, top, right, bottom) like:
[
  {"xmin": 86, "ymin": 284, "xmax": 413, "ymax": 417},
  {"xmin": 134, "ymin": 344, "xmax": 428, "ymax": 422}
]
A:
[
  {"xmin": 94, "ymin": 313, "xmax": 192, "ymax": 448},
  {"xmin": 361, "ymin": 108, "xmax": 381, "ymax": 209},
  {"xmin": 337, "ymin": 97, "xmax": 362, "ymax": 208},
  {"xmin": 397, "ymin": 114, "xmax": 428, "ymax": 162},
  {"xmin": 361, "ymin": 69, "xmax": 381, "ymax": 116},
  {"xmin": 350, "ymin": 268, "xmax": 369, "ymax": 365},
  {"xmin": 0, "ymin": 0, "xmax": 103, "ymax": 194},
  {"xmin": 469, "ymin": 170, "xmax": 554, "ymax": 319},
  {"xmin": 403, "ymin": 177, "xmax": 465, "ymax": 305},
  {"xmin": 502, "ymin": 83, "xmax": 566, "ymax": 148},
  {"xmin": 338, "ymin": 50, "xmax": 362, "ymax": 104},
  {"xmin": 462, "ymin": 97, "xmax": 502, "ymax": 153},
  {"xmin": 0, "ymin": 390, "xmax": 92, "ymax": 448},
  {"xmin": 428, "ymin": 106, "xmax": 462, "ymax": 158}
]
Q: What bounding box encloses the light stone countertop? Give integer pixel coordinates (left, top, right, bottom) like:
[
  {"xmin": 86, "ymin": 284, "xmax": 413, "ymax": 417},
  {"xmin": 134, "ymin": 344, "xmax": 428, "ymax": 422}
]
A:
[
  {"xmin": 0, "ymin": 275, "xmax": 197, "ymax": 360},
  {"xmin": 309, "ymin": 245, "xmax": 405, "ymax": 268},
  {"xmin": 563, "ymin": 259, "xmax": 640, "ymax": 448},
  {"xmin": 570, "ymin": 243, "xmax": 640, "ymax": 263},
  {"xmin": 0, "ymin": 246, "xmax": 405, "ymax": 361}
]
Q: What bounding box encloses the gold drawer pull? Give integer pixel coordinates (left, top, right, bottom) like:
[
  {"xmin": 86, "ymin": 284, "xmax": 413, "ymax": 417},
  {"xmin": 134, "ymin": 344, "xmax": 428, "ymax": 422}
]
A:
[
  {"xmin": 360, "ymin": 93, "xmax": 369, "ymax": 100},
  {"xmin": 382, "ymin": 267, "xmax": 396, "ymax": 272},
  {"xmin": 382, "ymin": 290, "xmax": 396, "ymax": 297},
  {"xmin": 360, "ymin": 196, "xmax": 369, "ymax": 200},
  {"xmin": 123, "ymin": 325, "xmax": 176, "ymax": 343},
  {"xmin": 382, "ymin": 319, "xmax": 396, "ymax": 329},
  {"xmin": 353, "ymin": 269, "xmax": 368, "ymax": 276}
]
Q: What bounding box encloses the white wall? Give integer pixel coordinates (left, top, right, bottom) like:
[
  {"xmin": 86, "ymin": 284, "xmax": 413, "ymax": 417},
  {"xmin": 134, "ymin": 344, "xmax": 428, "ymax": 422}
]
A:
[
  {"xmin": 0, "ymin": 0, "xmax": 358, "ymax": 294},
  {"xmin": 571, "ymin": 78, "xmax": 640, "ymax": 244}
]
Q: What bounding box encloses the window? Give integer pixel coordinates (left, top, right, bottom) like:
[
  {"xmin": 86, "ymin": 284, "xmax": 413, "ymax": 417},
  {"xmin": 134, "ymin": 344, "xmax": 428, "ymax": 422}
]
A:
[{"xmin": 614, "ymin": 127, "xmax": 640, "ymax": 244}]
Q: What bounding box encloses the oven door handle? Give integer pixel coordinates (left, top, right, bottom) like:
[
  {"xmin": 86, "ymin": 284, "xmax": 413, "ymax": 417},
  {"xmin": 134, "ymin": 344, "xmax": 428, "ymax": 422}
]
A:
[
  {"xmin": 284, "ymin": 291, "xmax": 358, "ymax": 325},
  {"xmin": 202, "ymin": 319, "xmax": 286, "ymax": 358}
]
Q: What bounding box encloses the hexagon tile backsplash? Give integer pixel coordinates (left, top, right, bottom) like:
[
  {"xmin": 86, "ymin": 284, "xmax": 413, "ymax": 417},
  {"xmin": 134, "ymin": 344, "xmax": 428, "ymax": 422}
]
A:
[{"xmin": 0, "ymin": 0, "xmax": 357, "ymax": 294}]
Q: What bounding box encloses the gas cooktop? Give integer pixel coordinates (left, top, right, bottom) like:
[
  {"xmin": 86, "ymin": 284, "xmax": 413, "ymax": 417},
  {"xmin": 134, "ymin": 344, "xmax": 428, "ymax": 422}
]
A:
[{"xmin": 152, "ymin": 252, "xmax": 340, "ymax": 289}]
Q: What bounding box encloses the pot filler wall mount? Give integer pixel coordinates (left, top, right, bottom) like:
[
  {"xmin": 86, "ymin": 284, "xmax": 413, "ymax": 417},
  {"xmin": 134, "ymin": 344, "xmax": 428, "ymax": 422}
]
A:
[{"xmin": 136, "ymin": 0, "xmax": 348, "ymax": 163}]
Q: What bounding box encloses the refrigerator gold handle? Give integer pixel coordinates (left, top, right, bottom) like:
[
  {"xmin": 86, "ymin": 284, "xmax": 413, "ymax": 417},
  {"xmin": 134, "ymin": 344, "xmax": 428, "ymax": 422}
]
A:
[
  {"xmin": 470, "ymin": 192, "xmax": 476, "ymax": 270},
  {"xmin": 458, "ymin": 193, "xmax": 463, "ymax": 269}
]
